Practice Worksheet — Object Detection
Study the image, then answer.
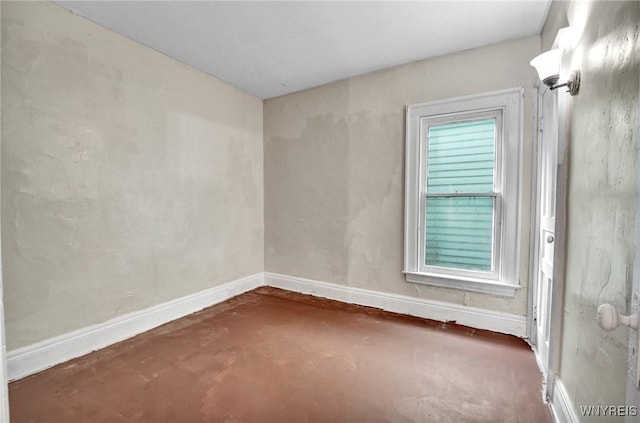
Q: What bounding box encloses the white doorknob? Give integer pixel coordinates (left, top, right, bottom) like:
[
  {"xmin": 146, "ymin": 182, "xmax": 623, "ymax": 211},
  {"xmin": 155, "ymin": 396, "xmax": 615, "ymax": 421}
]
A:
[
  {"xmin": 597, "ymin": 302, "xmax": 640, "ymax": 389},
  {"xmin": 597, "ymin": 303, "xmax": 638, "ymax": 331}
]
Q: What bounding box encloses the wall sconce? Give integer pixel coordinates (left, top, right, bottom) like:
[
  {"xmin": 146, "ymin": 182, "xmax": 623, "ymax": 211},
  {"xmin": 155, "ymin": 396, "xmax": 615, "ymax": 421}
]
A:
[{"xmin": 530, "ymin": 48, "xmax": 580, "ymax": 95}]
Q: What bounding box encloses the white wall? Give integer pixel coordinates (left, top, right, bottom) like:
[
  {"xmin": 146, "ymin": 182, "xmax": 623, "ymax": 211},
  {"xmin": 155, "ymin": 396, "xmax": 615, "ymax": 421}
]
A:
[{"xmin": 1, "ymin": 2, "xmax": 264, "ymax": 350}]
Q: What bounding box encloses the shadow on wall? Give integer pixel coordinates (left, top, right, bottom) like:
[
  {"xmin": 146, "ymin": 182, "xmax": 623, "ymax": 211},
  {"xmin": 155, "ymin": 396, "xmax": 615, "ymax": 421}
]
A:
[{"xmin": 265, "ymin": 111, "xmax": 350, "ymax": 280}]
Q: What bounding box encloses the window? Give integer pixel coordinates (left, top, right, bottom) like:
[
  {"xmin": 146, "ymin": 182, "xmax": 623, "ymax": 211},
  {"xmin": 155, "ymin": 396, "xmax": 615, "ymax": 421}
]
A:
[{"xmin": 404, "ymin": 89, "xmax": 522, "ymax": 296}]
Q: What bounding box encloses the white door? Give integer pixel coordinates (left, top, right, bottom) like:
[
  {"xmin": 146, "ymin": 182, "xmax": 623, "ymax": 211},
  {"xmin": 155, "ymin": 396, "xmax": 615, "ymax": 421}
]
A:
[{"xmin": 534, "ymin": 86, "xmax": 558, "ymax": 373}]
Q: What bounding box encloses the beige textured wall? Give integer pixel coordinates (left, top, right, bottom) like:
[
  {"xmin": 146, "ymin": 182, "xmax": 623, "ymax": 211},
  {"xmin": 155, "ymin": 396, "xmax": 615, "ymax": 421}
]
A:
[
  {"xmin": 0, "ymin": 3, "xmax": 10, "ymax": 417},
  {"xmin": 265, "ymin": 36, "xmax": 540, "ymax": 315},
  {"xmin": 542, "ymin": 0, "xmax": 640, "ymax": 417},
  {"xmin": 1, "ymin": 2, "xmax": 264, "ymax": 350}
]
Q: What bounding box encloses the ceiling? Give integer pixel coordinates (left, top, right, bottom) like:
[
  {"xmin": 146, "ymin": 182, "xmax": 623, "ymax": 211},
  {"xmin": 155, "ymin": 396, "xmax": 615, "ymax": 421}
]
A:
[{"xmin": 55, "ymin": 1, "xmax": 551, "ymax": 99}]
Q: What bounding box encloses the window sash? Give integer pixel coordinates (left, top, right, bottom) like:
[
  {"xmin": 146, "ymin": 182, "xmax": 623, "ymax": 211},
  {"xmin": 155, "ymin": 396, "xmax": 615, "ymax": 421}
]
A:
[{"xmin": 417, "ymin": 110, "xmax": 503, "ymax": 280}]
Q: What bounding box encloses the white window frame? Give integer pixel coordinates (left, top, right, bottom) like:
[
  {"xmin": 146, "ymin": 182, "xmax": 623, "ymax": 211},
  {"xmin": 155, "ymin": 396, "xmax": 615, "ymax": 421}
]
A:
[{"xmin": 403, "ymin": 88, "xmax": 523, "ymax": 297}]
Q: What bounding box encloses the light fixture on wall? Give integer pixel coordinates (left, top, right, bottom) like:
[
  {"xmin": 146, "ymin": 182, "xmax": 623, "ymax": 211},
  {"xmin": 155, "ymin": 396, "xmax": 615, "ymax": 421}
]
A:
[{"xmin": 530, "ymin": 48, "xmax": 581, "ymax": 95}]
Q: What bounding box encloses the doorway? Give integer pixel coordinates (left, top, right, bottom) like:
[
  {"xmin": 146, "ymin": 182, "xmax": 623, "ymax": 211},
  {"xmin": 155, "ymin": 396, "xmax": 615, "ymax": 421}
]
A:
[{"xmin": 532, "ymin": 85, "xmax": 558, "ymax": 391}]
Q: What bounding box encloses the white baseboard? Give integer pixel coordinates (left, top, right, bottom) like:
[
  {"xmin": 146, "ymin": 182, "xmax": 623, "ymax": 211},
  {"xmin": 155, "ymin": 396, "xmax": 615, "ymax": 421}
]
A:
[
  {"xmin": 264, "ymin": 272, "xmax": 527, "ymax": 337},
  {"xmin": 8, "ymin": 271, "xmax": 529, "ymax": 382},
  {"xmin": 7, "ymin": 273, "xmax": 264, "ymax": 381},
  {"xmin": 550, "ymin": 378, "xmax": 579, "ymax": 423}
]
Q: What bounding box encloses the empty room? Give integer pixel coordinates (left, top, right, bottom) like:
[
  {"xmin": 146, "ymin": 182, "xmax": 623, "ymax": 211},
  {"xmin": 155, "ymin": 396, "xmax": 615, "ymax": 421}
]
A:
[{"xmin": 0, "ymin": 0, "xmax": 639, "ymax": 421}]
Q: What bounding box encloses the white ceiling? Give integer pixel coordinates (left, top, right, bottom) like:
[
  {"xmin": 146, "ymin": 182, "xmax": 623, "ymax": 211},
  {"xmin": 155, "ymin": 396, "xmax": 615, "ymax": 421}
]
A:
[{"xmin": 55, "ymin": 1, "xmax": 551, "ymax": 99}]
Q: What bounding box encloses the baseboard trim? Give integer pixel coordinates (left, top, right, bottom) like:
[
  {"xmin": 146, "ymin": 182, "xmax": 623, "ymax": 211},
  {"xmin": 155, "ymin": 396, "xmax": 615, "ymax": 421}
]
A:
[
  {"xmin": 8, "ymin": 271, "xmax": 529, "ymax": 381},
  {"xmin": 550, "ymin": 378, "xmax": 579, "ymax": 423},
  {"xmin": 7, "ymin": 273, "xmax": 264, "ymax": 381},
  {"xmin": 264, "ymin": 272, "xmax": 527, "ymax": 337}
]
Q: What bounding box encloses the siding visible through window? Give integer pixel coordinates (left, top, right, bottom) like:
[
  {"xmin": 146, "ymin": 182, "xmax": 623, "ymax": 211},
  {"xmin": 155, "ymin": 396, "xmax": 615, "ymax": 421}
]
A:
[{"xmin": 425, "ymin": 119, "xmax": 496, "ymax": 272}]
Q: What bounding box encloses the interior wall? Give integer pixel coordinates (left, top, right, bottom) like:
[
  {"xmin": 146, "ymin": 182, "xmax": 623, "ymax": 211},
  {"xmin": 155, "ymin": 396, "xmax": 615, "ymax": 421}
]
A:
[
  {"xmin": 1, "ymin": 1, "xmax": 264, "ymax": 350},
  {"xmin": 542, "ymin": 0, "xmax": 640, "ymax": 415},
  {"xmin": 264, "ymin": 36, "xmax": 540, "ymax": 315},
  {"xmin": 0, "ymin": 2, "xmax": 10, "ymax": 420}
]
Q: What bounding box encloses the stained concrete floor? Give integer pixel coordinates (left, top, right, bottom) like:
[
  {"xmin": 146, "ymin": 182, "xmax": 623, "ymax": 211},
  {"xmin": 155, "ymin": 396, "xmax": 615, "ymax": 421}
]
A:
[{"xmin": 9, "ymin": 287, "xmax": 552, "ymax": 422}]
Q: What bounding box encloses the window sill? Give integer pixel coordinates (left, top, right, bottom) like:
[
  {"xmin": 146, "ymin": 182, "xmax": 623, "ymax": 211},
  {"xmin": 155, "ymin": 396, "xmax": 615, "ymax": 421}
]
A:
[{"xmin": 403, "ymin": 271, "xmax": 520, "ymax": 297}]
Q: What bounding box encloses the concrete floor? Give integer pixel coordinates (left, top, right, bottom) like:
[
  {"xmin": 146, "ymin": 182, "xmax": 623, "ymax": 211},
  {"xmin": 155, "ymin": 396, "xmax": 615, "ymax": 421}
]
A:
[{"xmin": 9, "ymin": 287, "xmax": 552, "ymax": 422}]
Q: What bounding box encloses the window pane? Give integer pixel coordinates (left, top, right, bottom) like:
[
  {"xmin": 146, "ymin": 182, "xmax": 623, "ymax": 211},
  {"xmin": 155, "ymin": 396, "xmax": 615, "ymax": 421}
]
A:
[
  {"xmin": 425, "ymin": 196, "xmax": 493, "ymax": 271},
  {"xmin": 427, "ymin": 119, "xmax": 495, "ymax": 193}
]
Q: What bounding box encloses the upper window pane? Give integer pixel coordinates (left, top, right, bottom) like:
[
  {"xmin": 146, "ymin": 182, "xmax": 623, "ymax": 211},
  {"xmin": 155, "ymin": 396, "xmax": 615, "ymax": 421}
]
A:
[{"xmin": 426, "ymin": 119, "xmax": 495, "ymax": 193}]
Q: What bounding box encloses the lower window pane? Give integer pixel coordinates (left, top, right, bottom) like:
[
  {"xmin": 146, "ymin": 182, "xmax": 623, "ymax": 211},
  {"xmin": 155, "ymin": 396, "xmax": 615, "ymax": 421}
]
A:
[{"xmin": 425, "ymin": 196, "xmax": 493, "ymax": 271}]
